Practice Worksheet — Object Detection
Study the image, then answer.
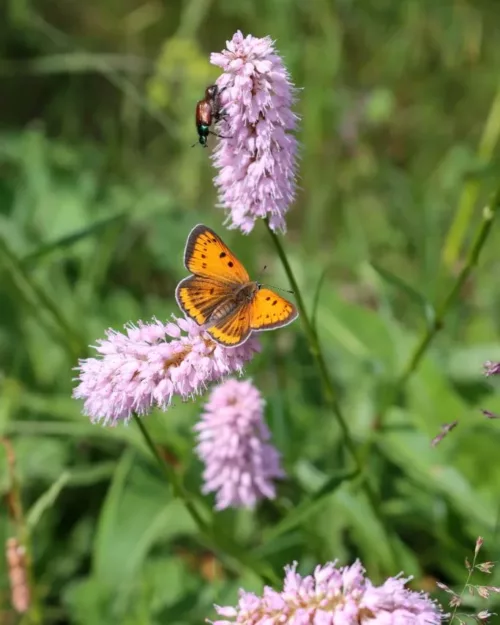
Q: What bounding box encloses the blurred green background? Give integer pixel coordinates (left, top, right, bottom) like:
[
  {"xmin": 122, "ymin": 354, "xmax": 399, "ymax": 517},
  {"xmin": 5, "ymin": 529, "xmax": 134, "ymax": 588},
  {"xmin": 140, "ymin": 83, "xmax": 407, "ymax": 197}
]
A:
[{"xmin": 2, "ymin": 0, "xmax": 500, "ymax": 623}]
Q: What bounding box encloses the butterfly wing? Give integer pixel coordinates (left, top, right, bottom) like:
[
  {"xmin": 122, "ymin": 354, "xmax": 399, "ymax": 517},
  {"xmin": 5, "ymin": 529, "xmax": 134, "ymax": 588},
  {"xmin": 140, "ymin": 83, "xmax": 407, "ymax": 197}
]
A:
[
  {"xmin": 183, "ymin": 224, "xmax": 250, "ymax": 284},
  {"xmin": 249, "ymin": 288, "xmax": 298, "ymax": 332},
  {"xmin": 206, "ymin": 303, "xmax": 252, "ymax": 347},
  {"xmin": 175, "ymin": 275, "xmax": 233, "ymax": 325}
]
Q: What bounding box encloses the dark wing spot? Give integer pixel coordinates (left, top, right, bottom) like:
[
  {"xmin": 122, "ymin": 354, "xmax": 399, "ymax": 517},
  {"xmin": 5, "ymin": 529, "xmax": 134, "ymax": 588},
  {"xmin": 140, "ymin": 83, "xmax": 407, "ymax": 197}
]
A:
[
  {"xmin": 201, "ymin": 254, "xmax": 206, "ymax": 259},
  {"xmin": 211, "ymin": 238, "xmax": 216, "ymax": 242},
  {"xmin": 272, "ymin": 300, "xmax": 277, "ymax": 306},
  {"xmin": 202, "ymin": 263, "xmax": 207, "ymax": 269},
  {"xmin": 210, "ymin": 288, "xmax": 214, "ymax": 294},
  {"xmin": 266, "ymin": 314, "xmax": 270, "ymax": 318},
  {"xmin": 219, "ymin": 252, "xmax": 227, "ymax": 258},
  {"xmin": 266, "ymin": 296, "xmax": 270, "ymax": 301},
  {"xmin": 228, "ymin": 261, "xmax": 234, "ymax": 268}
]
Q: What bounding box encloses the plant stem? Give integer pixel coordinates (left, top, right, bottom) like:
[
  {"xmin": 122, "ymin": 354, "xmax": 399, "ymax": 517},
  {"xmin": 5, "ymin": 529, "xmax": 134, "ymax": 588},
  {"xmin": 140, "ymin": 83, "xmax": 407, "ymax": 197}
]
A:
[
  {"xmin": 377, "ymin": 187, "xmax": 500, "ymax": 428},
  {"xmin": 133, "ymin": 416, "xmax": 208, "ymax": 531},
  {"xmin": 264, "ymin": 220, "xmax": 360, "ymax": 469},
  {"xmin": 133, "ymin": 416, "xmax": 279, "ymax": 585},
  {"xmin": 265, "ymin": 220, "xmax": 432, "ymax": 572},
  {"xmin": 442, "ymin": 85, "xmax": 500, "ymax": 268},
  {"xmin": 449, "ymin": 539, "xmax": 482, "ymax": 624}
]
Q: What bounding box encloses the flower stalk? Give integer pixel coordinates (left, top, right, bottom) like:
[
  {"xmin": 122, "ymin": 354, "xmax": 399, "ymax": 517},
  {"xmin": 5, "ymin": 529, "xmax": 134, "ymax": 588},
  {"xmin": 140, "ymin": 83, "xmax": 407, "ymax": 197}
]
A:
[
  {"xmin": 375, "ymin": 186, "xmax": 500, "ymax": 430},
  {"xmin": 133, "ymin": 416, "xmax": 279, "ymax": 585},
  {"xmin": 264, "ymin": 220, "xmax": 360, "ymax": 471}
]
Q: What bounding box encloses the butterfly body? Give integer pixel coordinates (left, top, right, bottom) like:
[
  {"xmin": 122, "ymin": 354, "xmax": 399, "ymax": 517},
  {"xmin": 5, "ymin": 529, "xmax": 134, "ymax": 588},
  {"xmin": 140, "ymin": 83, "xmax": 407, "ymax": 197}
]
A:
[
  {"xmin": 176, "ymin": 225, "xmax": 298, "ymax": 347},
  {"xmin": 206, "ymin": 282, "xmax": 258, "ymax": 324}
]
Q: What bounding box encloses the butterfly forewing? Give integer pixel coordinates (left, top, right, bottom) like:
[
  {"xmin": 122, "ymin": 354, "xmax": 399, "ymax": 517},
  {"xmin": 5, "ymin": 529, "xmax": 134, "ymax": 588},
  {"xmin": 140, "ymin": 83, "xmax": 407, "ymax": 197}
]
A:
[
  {"xmin": 249, "ymin": 287, "xmax": 298, "ymax": 331},
  {"xmin": 183, "ymin": 225, "xmax": 250, "ymax": 284}
]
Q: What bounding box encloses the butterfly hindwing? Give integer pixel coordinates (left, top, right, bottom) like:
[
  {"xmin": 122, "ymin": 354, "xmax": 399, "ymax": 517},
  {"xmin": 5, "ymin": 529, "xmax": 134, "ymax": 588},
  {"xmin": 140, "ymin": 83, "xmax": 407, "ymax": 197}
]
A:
[
  {"xmin": 184, "ymin": 224, "xmax": 250, "ymax": 284},
  {"xmin": 250, "ymin": 287, "xmax": 298, "ymax": 331},
  {"xmin": 206, "ymin": 303, "xmax": 252, "ymax": 347},
  {"xmin": 175, "ymin": 275, "xmax": 231, "ymax": 325}
]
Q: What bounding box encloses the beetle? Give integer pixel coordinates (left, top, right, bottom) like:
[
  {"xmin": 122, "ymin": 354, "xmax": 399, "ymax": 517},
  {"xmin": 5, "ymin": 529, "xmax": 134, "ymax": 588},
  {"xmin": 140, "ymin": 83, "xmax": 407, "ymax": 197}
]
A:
[{"xmin": 193, "ymin": 85, "xmax": 230, "ymax": 147}]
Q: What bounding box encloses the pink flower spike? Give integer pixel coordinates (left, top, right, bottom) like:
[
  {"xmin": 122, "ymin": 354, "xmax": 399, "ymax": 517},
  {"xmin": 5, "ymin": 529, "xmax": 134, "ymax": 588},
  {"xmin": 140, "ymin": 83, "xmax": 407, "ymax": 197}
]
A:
[
  {"xmin": 210, "ymin": 31, "xmax": 299, "ymax": 234},
  {"xmin": 209, "ymin": 559, "xmax": 445, "ymax": 624},
  {"xmin": 194, "ymin": 378, "xmax": 285, "ymax": 510},
  {"xmin": 73, "ymin": 317, "xmax": 260, "ymax": 425}
]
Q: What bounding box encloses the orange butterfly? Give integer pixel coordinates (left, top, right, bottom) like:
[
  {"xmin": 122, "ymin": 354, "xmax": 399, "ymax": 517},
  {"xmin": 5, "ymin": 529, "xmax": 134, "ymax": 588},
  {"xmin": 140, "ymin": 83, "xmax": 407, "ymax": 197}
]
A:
[{"xmin": 175, "ymin": 224, "xmax": 298, "ymax": 347}]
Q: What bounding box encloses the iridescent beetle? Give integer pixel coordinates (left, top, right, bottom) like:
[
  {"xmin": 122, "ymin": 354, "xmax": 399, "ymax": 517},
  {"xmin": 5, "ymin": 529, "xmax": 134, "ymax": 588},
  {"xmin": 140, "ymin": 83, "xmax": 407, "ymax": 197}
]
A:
[{"xmin": 193, "ymin": 85, "xmax": 230, "ymax": 147}]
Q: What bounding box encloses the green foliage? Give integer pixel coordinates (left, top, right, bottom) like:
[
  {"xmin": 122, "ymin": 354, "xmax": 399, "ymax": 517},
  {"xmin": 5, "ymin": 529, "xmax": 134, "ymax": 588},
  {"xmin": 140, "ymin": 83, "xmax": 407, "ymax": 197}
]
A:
[{"xmin": 2, "ymin": 1, "xmax": 500, "ymax": 623}]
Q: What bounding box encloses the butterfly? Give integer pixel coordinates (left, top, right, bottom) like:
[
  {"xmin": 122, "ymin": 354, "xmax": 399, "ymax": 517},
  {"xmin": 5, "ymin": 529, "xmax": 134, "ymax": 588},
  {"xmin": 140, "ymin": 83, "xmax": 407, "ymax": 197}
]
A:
[{"xmin": 175, "ymin": 224, "xmax": 298, "ymax": 347}]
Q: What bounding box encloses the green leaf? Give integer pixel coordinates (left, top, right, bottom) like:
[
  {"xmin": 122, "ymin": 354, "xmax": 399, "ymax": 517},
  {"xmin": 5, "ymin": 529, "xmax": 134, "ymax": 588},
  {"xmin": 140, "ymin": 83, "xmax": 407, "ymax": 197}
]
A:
[
  {"xmin": 0, "ymin": 235, "xmax": 84, "ymax": 356},
  {"xmin": 371, "ymin": 261, "xmax": 436, "ymax": 328},
  {"xmin": 379, "ymin": 422, "xmax": 496, "ymax": 534},
  {"xmin": 20, "ymin": 213, "xmax": 126, "ymax": 267},
  {"xmin": 26, "ymin": 471, "xmax": 71, "ymax": 530},
  {"xmin": 93, "ymin": 450, "xmax": 197, "ymax": 590},
  {"xmin": 310, "ymin": 267, "xmax": 329, "ymax": 337},
  {"xmin": 262, "ymin": 468, "xmax": 359, "ymax": 542},
  {"xmin": 332, "ymin": 488, "xmax": 399, "ymax": 574}
]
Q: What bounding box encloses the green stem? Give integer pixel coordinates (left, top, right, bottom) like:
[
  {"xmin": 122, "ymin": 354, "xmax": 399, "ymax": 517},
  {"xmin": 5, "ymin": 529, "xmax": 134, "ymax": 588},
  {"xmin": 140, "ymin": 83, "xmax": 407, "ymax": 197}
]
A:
[
  {"xmin": 377, "ymin": 187, "xmax": 500, "ymax": 428},
  {"xmin": 265, "ymin": 221, "xmax": 418, "ymax": 571},
  {"xmin": 442, "ymin": 85, "xmax": 500, "ymax": 268},
  {"xmin": 264, "ymin": 220, "xmax": 360, "ymax": 469},
  {"xmin": 449, "ymin": 541, "xmax": 481, "ymax": 624},
  {"xmin": 133, "ymin": 416, "xmax": 278, "ymax": 585},
  {"xmin": 133, "ymin": 416, "xmax": 208, "ymax": 531}
]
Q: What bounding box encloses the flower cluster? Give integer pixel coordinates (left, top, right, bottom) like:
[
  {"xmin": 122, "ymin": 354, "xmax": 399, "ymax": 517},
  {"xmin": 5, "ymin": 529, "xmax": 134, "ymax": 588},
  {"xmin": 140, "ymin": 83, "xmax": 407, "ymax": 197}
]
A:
[
  {"xmin": 194, "ymin": 378, "xmax": 284, "ymax": 510},
  {"xmin": 210, "ymin": 559, "xmax": 444, "ymax": 624},
  {"xmin": 73, "ymin": 318, "xmax": 259, "ymax": 425},
  {"xmin": 484, "ymin": 361, "xmax": 500, "ymax": 377},
  {"xmin": 211, "ymin": 30, "xmax": 298, "ymax": 234}
]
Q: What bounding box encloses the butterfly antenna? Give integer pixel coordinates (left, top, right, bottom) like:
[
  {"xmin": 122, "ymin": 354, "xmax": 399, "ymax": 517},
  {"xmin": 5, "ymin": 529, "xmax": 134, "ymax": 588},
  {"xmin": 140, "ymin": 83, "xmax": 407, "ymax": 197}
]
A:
[
  {"xmin": 257, "ymin": 266, "xmax": 294, "ymax": 294},
  {"xmin": 255, "ymin": 265, "xmax": 267, "ymax": 282},
  {"xmin": 261, "ymin": 283, "xmax": 294, "ymax": 295}
]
